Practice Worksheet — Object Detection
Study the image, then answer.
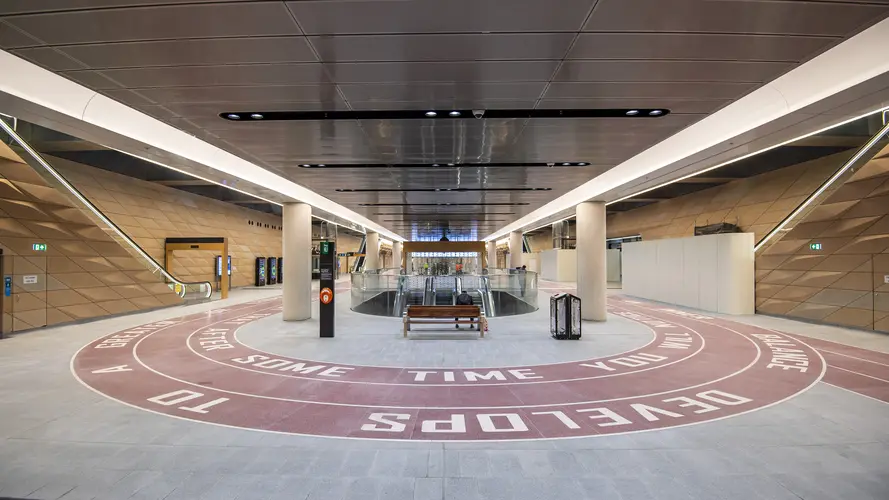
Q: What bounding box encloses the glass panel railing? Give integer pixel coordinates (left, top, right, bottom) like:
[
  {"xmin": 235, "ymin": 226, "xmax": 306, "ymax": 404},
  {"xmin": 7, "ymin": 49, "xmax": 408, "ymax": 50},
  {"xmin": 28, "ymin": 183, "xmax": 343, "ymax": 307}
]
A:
[
  {"xmin": 349, "ymin": 271, "xmax": 538, "ymax": 317},
  {"xmin": 0, "ymin": 117, "xmax": 212, "ymax": 302}
]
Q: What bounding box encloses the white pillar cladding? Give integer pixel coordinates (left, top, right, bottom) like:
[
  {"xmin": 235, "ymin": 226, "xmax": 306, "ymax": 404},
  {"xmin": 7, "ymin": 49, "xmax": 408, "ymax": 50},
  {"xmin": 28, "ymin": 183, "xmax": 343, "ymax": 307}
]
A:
[
  {"xmin": 486, "ymin": 241, "xmax": 497, "ymax": 269},
  {"xmin": 576, "ymin": 201, "xmax": 607, "ymax": 321},
  {"xmin": 283, "ymin": 202, "xmax": 312, "ymax": 321},
  {"xmin": 365, "ymin": 231, "xmax": 380, "ymax": 270},
  {"xmin": 508, "ymin": 231, "xmax": 523, "ymax": 269},
  {"xmin": 393, "ymin": 241, "xmax": 403, "ymax": 271}
]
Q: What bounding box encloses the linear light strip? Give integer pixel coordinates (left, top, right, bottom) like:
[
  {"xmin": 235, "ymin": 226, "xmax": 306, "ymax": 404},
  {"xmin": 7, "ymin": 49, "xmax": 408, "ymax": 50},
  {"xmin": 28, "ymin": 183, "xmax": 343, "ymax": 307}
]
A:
[
  {"xmin": 0, "ymin": 118, "xmax": 211, "ymax": 298},
  {"xmin": 753, "ymin": 119, "xmax": 889, "ymax": 252}
]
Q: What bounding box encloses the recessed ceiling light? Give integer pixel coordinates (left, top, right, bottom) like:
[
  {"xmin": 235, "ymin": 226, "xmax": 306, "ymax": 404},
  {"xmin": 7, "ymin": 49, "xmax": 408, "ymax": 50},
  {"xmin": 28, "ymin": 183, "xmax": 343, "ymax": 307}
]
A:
[
  {"xmin": 425, "ymin": 111, "xmax": 437, "ymax": 117},
  {"xmin": 227, "ymin": 114, "xmax": 241, "ymax": 120},
  {"xmin": 562, "ymin": 162, "xmax": 571, "ymax": 166},
  {"xmin": 447, "ymin": 163, "xmax": 455, "ymax": 166},
  {"xmin": 449, "ymin": 111, "xmax": 461, "ymax": 117},
  {"xmin": 625, "ymin": 110, "xmax": 639, "ymax": 116},
  {"xmin": 578, "ymin": 162, "xmax": 588, "ymax": 166},
  {"xmin": 649, "ymin": 110, "xmax": 663, "ymax": 116},
  {"xmin": 433, "ymin": 164, "xmax": 440, "ymax": 167},
  {"xmin": 301, "ymin": 164, "xmax": 310, "ymax": 167},
  {"xmin": 318, "ymin": 164, "xmax": 326, "ymax": 167},
  {"xmin": 250, "ymin": 113, "xmax": 263, "ymax": 119}
]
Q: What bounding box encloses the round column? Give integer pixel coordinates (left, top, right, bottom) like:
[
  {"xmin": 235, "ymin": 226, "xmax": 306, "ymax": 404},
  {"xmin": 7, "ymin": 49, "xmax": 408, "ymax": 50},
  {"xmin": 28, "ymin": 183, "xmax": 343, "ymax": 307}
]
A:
[
  {"xmin": 393, "ymin": 241, "xmax": 403, "ymax": 271},
  {"xmin": 576, "ymin": 201, "xmax": 607, "ymax": 321},
  {"xmin": 486, "ymin": 241, "xmax": 497, "ymax": 269},
  {"xmin": 508, "ymin": 231, "xmax": 523, "ymax": 269},
  {"xmin": 283, "ymin": 202, "xmax": 312, "ymax": 321},
  {"xmin": 365, "ymin": 231, "xmax": 380, "ymax": 270}
]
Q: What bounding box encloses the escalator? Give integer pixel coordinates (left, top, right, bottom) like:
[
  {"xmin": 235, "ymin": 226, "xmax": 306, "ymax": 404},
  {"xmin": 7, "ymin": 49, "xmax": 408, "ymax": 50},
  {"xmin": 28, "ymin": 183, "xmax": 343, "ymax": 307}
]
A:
[
  {"xmin": 351, "ymin": 237, "xmax": 367, "ymax": 273},
  {"xmin": 433, "ymin": 276, "xmax": 456, "ymax": 305},
  {"xmin": 0, "ymin": 117, "xmax": 212, "ymax": 303}
]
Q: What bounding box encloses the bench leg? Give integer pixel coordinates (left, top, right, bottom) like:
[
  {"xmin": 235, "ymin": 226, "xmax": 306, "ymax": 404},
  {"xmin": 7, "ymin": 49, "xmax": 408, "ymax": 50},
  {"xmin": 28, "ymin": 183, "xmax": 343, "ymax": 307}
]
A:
[
  {"xmin": 403, "ymin": 318, "xmax": 408, "ymax": 338},
  {"xmin": 480, "ymin": 318, "xmax": 486, "ymax": 338}
]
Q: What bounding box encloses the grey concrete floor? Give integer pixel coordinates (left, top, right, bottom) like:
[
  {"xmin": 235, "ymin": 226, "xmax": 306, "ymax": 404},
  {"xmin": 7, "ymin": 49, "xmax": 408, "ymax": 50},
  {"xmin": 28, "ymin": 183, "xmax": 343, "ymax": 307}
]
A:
[{"xmin": 1, "ymin": 284, "xmax": 888, "ymax": 500}]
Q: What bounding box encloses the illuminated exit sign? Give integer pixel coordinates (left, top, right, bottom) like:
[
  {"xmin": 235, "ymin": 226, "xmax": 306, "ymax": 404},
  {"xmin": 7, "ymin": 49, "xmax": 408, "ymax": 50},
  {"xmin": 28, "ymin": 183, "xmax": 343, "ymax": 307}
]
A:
[
  {"xmin": 32, "ymin": 243, "xmax": 46, "ymax": 251},
  {"xmin": 809, "ymin": 243, "xmax": 822, "ymax": 251}
]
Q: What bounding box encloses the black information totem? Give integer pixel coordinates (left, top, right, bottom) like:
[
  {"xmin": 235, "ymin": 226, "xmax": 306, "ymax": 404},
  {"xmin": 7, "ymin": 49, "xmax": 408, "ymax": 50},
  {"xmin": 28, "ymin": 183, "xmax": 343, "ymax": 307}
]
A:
[{"xmin": 319, "ymin": 241, "xmax": 335, "ymax": 338}]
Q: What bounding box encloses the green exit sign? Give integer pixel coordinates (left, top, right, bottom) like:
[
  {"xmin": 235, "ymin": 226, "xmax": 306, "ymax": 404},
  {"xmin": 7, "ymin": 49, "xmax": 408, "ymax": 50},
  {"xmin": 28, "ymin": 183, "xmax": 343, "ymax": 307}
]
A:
[
  {"xmin": 320, "ymin": 241, "xmax": 330, "ymax": 255},
  {"xmin": 810, "ymin": 242, "xmax": 822, "ymax": 251},
  {"xmin": 32, "ymin": 243, "xmax": 46, "ymax": 251}
]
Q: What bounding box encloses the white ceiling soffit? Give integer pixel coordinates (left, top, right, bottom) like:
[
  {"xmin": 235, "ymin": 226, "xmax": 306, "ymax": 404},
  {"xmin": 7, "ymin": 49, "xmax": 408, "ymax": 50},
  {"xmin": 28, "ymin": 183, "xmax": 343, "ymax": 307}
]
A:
[
  {"xmin": 485, "ymin": 16, "xmax": 889, "ymax": 242},
  {"xmin": 0, "ymin": 49, "xmax": 404, "ymax": 242}
]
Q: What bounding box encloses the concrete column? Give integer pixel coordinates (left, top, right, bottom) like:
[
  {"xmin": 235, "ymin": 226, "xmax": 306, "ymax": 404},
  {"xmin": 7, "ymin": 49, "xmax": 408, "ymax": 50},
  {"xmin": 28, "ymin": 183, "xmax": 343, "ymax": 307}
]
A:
[
  {"xmin": 576, "ymin": 201, "xmax": 607, "ymax": 321},
  {"xmin": 508, "ymin": 231, "xmax": 523, "ymax": 269},
  {"xmin": 283, "ymin": 202, "xmax": 312, "ymax": 321},
  {"xmin": 486, "ymin": 241, "xmax": 497, "ymax": 269},
  {"xmin": 365, "ymin": 231, "xmax": 380, "ymax": 270},
  {"xmin": 393, "ymin": 241, "xmax": 403, "ymax": 271}
]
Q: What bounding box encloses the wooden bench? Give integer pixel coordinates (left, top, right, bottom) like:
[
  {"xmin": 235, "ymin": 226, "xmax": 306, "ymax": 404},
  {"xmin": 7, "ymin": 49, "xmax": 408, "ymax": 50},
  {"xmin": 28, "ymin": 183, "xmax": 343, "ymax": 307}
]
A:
[{"xmin": 404, "ymin": 305, "xmax": 486, "ymax": 338}]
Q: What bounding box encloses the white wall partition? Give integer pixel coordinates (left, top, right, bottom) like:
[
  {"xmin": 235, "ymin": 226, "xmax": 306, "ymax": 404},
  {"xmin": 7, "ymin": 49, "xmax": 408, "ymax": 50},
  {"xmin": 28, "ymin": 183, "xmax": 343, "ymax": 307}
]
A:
[
  {"xmin": 540, "ymin": 249, "xmax": 577, "ymax": 282},
  {"xmin": 622, "ymin": 233, "xmax": 754, "ymax": 315}
]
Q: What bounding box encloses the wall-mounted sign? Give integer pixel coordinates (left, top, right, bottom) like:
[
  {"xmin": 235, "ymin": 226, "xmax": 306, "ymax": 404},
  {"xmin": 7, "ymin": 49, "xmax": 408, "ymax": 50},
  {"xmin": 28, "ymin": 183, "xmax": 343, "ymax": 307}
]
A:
[
  {"xmin": 884, "ymin": 275, "xmax": 889, "ymax": 284},
  {"xmin": 4, "ymin": 276, "xmax": 11, "ymax": 297},
  {"xmin": 32, "ymin": 243, "xmax": 46, "ymax": 251},
  {"xmin": 809, "ymin": 243, "xmax": 822, "ymax": 251},
  {"xmin": 22, "ymin": 275, "xmax": 38, "ymax": 284}
]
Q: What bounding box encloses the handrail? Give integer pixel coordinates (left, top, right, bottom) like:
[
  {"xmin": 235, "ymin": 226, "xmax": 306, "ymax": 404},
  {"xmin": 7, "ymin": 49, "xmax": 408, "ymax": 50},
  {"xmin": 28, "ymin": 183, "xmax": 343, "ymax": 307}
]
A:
[{"xmin": 0, "ymin": 117, "xmax": 212, "ymax": 300}]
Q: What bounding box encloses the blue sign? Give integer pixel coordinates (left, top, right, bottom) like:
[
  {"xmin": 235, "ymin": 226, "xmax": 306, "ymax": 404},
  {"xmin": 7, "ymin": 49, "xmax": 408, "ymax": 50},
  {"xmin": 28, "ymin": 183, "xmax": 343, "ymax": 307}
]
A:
[{"xmin": 4, "ymin": 276, "xmax": 10, "ymax": 297}]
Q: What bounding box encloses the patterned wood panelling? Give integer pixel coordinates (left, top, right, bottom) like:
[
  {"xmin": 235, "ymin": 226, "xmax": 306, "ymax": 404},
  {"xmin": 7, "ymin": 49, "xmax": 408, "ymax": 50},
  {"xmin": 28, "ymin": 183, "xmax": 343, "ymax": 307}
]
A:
[
  {"xmin": 756, "ymin": 146, "xmax": 889, "ymax": 332},
  {"xmin": 0, "ymin": 143, "xmax": 182, "ymax": 332},
  {"xmin": 48, "ymin": 155, "xmax": 284, "ymax": 289},
  {"xmin": 604, "ymin": 146, "xmax": 889, "ymax": 333},
  {"xmin": 606, "ymin": 151, "xmax": 851, "ymax": 242}
]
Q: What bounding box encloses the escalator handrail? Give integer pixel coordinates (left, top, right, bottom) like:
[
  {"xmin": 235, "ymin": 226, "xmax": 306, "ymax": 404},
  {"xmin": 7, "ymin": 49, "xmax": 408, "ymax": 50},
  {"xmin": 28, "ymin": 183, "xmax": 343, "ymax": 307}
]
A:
[{"xmin": 0, "ymin": 118, "xmax": 211, "ymax": 299}]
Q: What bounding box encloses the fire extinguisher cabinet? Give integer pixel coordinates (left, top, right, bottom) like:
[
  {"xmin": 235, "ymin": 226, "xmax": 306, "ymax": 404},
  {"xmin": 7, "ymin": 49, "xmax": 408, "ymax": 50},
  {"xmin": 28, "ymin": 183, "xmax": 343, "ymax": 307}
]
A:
[{"xmin": 550, "ymin": 293, "xmax": 581, "ymax": 340}]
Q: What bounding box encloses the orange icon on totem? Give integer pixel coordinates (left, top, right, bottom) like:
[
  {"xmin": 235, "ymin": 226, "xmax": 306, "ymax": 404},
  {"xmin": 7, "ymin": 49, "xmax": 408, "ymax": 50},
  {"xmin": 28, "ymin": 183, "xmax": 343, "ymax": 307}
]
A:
[{"xmin": 320, "ymin": 287, "xmax": 333, "ymax": 304}]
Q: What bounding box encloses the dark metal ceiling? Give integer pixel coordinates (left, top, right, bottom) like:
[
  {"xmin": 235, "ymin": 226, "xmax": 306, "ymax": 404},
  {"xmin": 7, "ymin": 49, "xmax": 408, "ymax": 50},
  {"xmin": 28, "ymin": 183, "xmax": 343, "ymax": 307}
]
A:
[{"xmin": 2, "ymin": 0, "xmax": 888, "ymax": 239}]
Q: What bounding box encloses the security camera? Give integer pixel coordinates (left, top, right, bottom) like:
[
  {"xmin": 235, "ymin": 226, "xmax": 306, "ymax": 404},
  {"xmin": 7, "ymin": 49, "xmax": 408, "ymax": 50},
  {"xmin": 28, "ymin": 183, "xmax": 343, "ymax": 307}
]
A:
[{"xmin": 472, "ymin": 109, "xmax": 485, "ymax": 119}]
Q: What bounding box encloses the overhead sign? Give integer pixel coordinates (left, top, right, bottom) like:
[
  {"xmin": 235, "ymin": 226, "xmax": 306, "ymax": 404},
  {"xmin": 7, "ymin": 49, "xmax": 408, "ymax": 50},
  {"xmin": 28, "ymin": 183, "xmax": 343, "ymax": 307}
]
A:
[
  {"xmin": 809, "ymin": 243, "xmax": 822, "ymax": 251},
  {"xmin": 32, "ymin": 243, "xmax": 46, "ymax": 251}
]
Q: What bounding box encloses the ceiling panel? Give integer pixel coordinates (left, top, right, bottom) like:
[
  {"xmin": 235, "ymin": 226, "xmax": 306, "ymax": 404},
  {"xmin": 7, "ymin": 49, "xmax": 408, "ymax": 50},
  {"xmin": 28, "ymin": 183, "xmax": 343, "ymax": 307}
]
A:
[
  {"xmin": 536, "ymin": 98, "xmax": 730, "ymax": 114},
  {"xmin": 3, "ymin": 2, "xmax": 301, "ymax": 45},
  {"xmin": 544, "ymin": 81, "xmax": 758, "ymax": 100},
  {"xmin": 567, "ymin": 32, "xmax": 836, "ymax": 62},
  {"xmin": 0, "ymin": 20, "xmax": 38, "ymax": 48},
  {"xmin": 133, "ymin": 85, "xmax": 346, "ymax": 105},
  {"xmin": 323, "ymin": 61, "xmax": 560, "ymax": 84},
  {"xmin": 2, "ymin": 0, "xmax": 886, "ymax": 238},
  {"xmin": 22, "ymin": 37, "xmax": 318, "ymax": 70},
  {"xmin": 286, "ymin": 0, "xmax": 596, "ymax": 35},
  {"xmin": 555, "ymin": 60, "xmax": 793, "ymax": 83},
  {"xmin": 584, "ymin": 0, "xmax": 889, "ymax": 36},
  {"xmin": 63, "ymin": 70, "xmax": 120, "ymax": 89},
  {"xmin": 0, "ymin": 0, "xmax": 257, "ymax": 15},
  {"xmin": 338, "ymin": 82, "xmax": 547, "ymax": 102},
  {"xmin": 308, "ymin": 33, "xmax": 575, "ymax": 62},
  {"xmin": 9, "ymin": 46, "xmax": 86, "ymax": 70},
  {"xmin": 70, "ymin": 63, "xmax": 331, "ymax": 89}
]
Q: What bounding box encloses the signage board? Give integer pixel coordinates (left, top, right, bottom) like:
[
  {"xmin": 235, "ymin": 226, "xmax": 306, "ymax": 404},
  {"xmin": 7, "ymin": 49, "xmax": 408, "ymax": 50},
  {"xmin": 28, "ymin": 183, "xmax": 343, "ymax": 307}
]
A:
[
  {"xmin": 319, "ymin": 241, "xmax": 335, "ymax": 337},
  {"xmin": 32, "ymin": 243, "xmax": 46, "ymax": 251},
  {"xmin": 22, "ymin": 275, "xmax": 38, "ymax": 284}
]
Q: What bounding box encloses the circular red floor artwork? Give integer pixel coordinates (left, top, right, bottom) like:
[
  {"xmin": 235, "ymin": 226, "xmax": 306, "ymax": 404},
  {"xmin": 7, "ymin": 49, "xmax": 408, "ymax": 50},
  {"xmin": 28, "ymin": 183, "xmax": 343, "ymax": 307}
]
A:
[{"xmin": 71, "ymin": 296, "xmax": 824, "ymax": 441}]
